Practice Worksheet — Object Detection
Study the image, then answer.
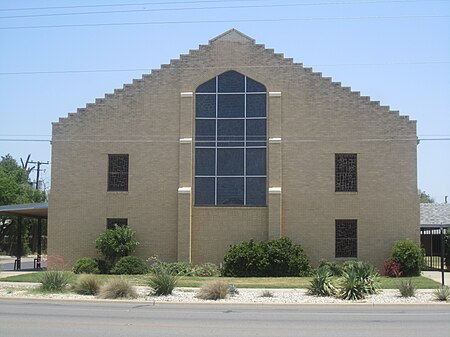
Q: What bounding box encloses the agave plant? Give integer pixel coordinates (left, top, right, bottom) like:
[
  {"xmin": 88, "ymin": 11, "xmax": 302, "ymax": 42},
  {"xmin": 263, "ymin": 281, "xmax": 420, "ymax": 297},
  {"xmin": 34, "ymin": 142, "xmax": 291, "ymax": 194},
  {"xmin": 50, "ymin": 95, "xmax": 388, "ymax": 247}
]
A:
[
  {"xmin": 307, "ymin": 266, "xmax": 337, "ymax": 297},
  {"xmin": 337, "ymin": 261, "xmax": 380, "ymax": 300}
]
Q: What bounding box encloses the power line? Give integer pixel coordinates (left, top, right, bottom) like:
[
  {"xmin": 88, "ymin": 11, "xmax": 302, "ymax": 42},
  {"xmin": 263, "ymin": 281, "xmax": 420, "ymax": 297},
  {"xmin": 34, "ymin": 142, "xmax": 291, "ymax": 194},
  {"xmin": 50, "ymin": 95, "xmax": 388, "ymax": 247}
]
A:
[
  {"xmin": 1, "ymin": 61, "xmax": 449, "ymax": 76},
  {"xmin": 1, "ymin": 0, "xmax": 447, "ymax": 13},
  {"xmin": 1, "ymin": 138, "xmax": 449, "ymax": 143},
  {"xmin": 1, "ymin": 15, "xmax": 448, "ymax": 30},
  {"xmin": 1, "ymin": 1, "xmax": 449, "ymax": 19}
]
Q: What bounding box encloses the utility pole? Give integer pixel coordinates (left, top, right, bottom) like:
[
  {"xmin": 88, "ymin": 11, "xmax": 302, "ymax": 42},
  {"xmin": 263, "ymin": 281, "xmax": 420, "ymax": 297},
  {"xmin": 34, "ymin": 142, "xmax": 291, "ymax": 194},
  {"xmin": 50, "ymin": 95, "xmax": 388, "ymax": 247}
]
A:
[
  {"xmin": 28, "ymin": 160, "xmax": 49, "ymax": 269},
  {"xmin": 29, "ymin": 160, "xmax": 49, "ymax": 190}
]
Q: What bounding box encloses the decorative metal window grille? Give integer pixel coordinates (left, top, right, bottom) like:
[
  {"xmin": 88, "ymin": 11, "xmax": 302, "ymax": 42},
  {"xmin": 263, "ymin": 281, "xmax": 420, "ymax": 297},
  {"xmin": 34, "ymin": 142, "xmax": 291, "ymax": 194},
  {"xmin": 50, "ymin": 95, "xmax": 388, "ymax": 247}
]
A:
[
  {"xmin": 106, "ymin": 218, "xmax": 128, "ymax": 229},
  {"xmin": 108, "ymin": 154, "xmax": 129, "ymax": 191},
  {"xmin": 335, "ymin": 220, "xmax": 357, "ymax": 258},
  {"xmin": 335, "ymin": 153, "xmax": 357, "ymax": 192},
  {"xmin": 194, "ymin": 71, "xmax": 267, "ymax": 206}
]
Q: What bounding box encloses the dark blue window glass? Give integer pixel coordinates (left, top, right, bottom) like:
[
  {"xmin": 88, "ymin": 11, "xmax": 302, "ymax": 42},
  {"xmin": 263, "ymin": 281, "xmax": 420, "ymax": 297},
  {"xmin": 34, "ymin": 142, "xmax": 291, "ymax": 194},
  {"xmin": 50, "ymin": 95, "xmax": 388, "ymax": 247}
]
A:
[
  {"xmin": 195, "ymin": 119, "xmax": 215, "ymax": 147},
  {"xmin": 246, "ymin": 178, "xmax": 266, "ymax": 205},
  {"xmin": 217, "ymin": 178, "xmax": 244, "ymax": 205},
  {"xmin": 246, "ymin": 94, "xmax": 266, "ymax": 117},
  {"xmin": 196, "ymin": 78, "xmax": 216, "ymax": 93},
  {"xmin": 195, "ymin": 178, "xmax": 215, "ymax": 205},
  {"xmin": 196, "ymin": 94, "xmax": 216, "ymax": 118},
  {"xmin": 217, "ymin": 119, "xmax": 244, "ymax": 147},
  {"xmin": 247, "ymin": 77, "xmax": 266, "ymax": 92},
  {"xmin": 195, "ymin": 148, "xmax": 215, "ymax": 176},
  {"xmin": 195, "ymin": 71, "xmax": 267, "ymax": 206},
  {"xmin": 218, "ymin": 94, "xmax": 244, "ymax": 118},
  {"xmin": 246, "ymin": 148, "xmax": 266, "ymax": 176},
  {"xmin": 217, "ymin": 148, "xmax": 244, "ymax": 176},
  {"xmin": 218, "ymin": 71, "xmax": 245, "ymax": 93},
  {"xmin": 246, "ymin": 119, "xmax": 266, "ymax": 146}
]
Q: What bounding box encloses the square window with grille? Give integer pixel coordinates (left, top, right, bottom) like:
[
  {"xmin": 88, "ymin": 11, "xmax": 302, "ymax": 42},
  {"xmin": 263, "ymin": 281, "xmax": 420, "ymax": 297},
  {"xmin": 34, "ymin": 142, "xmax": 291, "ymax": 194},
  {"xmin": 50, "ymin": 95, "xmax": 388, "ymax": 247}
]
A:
[
  {"xmin": 335, "ymin": 220, "xmax": 357, "ymax": 258},
  {"xmin": 335, "ymin": 153, "xmax": 357, "ymax": 192},
  {"xmin": 106, "ymin": 218, "xmax": 128, "ymax": 229},
  {"xmin": 108, "ymin": 154, "xmax": 129, "ymax": 192}
]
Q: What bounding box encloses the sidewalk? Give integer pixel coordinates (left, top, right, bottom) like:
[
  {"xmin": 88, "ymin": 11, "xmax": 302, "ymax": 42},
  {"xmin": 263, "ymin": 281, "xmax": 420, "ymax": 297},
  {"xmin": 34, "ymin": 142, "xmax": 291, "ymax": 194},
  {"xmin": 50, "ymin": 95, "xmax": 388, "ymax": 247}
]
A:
[{"xmin": 422, "ymin": 271, "xmax": 450, "ymax": 286}]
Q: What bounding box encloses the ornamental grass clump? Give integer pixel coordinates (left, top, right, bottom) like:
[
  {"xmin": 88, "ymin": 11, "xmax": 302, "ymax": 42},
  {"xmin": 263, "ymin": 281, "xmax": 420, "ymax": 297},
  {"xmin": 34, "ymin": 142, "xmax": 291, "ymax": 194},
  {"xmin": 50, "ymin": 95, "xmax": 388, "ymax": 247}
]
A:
[
  {"xmin": 39, "ymin": 270, "xmax": 71, "ymax": 292},
  {"xmin": 260, "ymin": 290, "xmax": 274, "ymax": 298},
  {"xmin": 434, "ymin": 286, "xmax": 450, "ymax": 301},
  {"xmin": 398, "ymin": 279, "xmax": 416, "ymax": 297},
  {"xmin": 72, "ymin": 274, "xmax": 103, "ymax": 295},
  {"xmin": 307, "ymin": 266, "xmax": 337, "ymax": 297},
  {"xmin": 196, "ymin": 280, "xmax": 230, "ymax": 300},
  {"xmin": 148, "ymin": 269, "xmax": 180, "ymax": 296},
  {"xmin": 97, "ymin": 278, "xmax": 137, "ymax": 299}
]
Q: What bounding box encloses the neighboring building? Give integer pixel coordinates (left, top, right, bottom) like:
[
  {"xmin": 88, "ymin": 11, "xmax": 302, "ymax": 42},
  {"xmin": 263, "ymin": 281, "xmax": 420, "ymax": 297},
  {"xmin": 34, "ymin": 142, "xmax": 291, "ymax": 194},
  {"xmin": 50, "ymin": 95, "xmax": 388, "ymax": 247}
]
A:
[{"xmin": 49, "ymin": 29, "xmax": 419, "ymax": 268}]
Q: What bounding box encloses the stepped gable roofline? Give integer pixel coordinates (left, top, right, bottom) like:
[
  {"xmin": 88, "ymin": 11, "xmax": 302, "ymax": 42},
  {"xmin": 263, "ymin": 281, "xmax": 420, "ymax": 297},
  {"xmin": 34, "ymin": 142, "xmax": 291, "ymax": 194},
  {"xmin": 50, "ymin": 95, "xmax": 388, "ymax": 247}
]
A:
[{"xmin": 209, "ymin": 28, "xmax": 255, "ymax": 44}]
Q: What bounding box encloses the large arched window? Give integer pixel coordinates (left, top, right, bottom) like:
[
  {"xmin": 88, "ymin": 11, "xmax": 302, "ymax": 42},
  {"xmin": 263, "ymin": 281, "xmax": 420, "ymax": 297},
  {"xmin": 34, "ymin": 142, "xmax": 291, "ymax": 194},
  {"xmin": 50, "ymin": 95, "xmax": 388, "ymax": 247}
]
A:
[{"xmin": 195, "ymin": 71, "xmax": 267, "ymax": 206}]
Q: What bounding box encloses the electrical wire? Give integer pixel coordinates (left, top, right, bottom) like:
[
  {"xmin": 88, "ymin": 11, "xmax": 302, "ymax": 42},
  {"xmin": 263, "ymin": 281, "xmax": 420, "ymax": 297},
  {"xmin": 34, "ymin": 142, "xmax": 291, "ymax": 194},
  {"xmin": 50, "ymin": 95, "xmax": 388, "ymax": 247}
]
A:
[
  {"xmin": 1, "ymin": 0, "xmax": 448, "ymax": 13},
  {"xmin": 1, "ymin": 61, "xmax": 449, "ymax": 76},
  {"xmin": 1, "ymin": 1, "xmax": 449, "ymax": 19},
  {"xmin": 1, "ymin": 15, "xmax": 448, "ymax": 30}
]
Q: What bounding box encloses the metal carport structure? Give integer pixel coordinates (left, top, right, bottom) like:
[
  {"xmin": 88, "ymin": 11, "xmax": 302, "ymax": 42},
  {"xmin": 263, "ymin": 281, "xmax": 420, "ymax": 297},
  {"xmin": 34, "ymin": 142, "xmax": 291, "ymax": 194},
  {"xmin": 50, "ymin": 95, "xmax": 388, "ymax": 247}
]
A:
[{"xmin": 0, "ymin": 202, "xmax": 48, "ymax": 270}]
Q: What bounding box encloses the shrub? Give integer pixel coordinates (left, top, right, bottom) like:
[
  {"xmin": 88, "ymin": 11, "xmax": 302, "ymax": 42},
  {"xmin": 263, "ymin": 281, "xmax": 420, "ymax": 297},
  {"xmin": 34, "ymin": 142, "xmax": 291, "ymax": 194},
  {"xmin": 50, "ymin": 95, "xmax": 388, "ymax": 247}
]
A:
[
  {"xmin": 97, "ymin": 278, "xmax": 137, "ymax": 299},
  {"xmin": 337, "ymin": 261, "xmax": 380, "ymax": 300},
  {"xmin": 398, "ymin": 279, "xmax": 416, "ymax": 297},
  {"xmin": 148, "ymin": 269, "xmax": 180, "ymax": 296},
  {"xmin": 318, "ymin": 260, "xmax": 343, "ymax": 277},
  {"xmin": 39, "ymin": 271, "xmax": 71, "ymax": 292},
  {"xmin": 72, "ymin": 274, "xmax": 103, "ymax": 295},
  {"xmin": 223, "ymin": 237, "xmax": 312, "ymax": 277},
  {"xmin": 307, "ymin": 266, "xmax": 337, "ymax": 297},
  {"xmin": 149, "ymin": 261, "xmax": 193, "ymax": 276},
  {"xmin": 192, "ymin": 263, "xmax": 221, "ymax": 277},
  {"xmin": 72, "ymin": 257, "xmax": 100, "ymax": 274},
  {"xmin": 260, "ymin": 290, "xmax": 274, "ymax": 298},
  {"xmin": 95, "ymin": 225, "xmax": 139, "ymax": 266},
  {"xmin": 196, "ymin": 280, "xmax": 230, "ymax": 300},
  {"xmin": 111, "ymin": 256, "xmax": 149, "ymax": 275},
  {"xmin": 383, "ymin": 259, "xmax": 402, "ymax": 277},
  {"xmin": 434, "ymin": 286, "xmax": 450, "ymax": 301},
  {"xmin": 391, "ymin": 239, "xmax": 424, "ymax": 277}
]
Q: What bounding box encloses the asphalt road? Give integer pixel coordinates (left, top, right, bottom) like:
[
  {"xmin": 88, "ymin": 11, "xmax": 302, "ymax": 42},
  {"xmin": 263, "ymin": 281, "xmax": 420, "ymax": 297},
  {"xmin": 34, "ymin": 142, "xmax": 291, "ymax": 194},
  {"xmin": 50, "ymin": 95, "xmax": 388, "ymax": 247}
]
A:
[{"xmin": 0, "ymin": 299, "xmax": 449, "ymax": 337}]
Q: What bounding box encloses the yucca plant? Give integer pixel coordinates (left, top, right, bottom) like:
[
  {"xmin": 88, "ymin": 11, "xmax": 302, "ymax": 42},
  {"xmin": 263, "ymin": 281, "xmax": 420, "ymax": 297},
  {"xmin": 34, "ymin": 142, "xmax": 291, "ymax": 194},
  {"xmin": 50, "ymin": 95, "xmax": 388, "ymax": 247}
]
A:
[
  {"xmin": 337, "ymin": 261, "xmax": 380, "ymax": 300},
  {"xmin": 148, "ymin": 269, "xmax": 180, "ymax": 296},
  {"xmin": 307, "ymin": 266, "xmax": 337, "ymax": 297},
  {"xmin": 434, "ymin": 286, "xmax": 450, "ymax": 301},
  {"xmin": 39, "ymin": 271, "xmax": 71, "ymax": 292},
  {"xmin": 72, "ymin": 274, "xmax": 103, "ymax": 295},
  {"xmin": 98, "ymin": 278, "xmax": 137, "ymax": 299},
  {"xmin": 398, "ymin": 279, "xmax": 416, "ymax": 297}
]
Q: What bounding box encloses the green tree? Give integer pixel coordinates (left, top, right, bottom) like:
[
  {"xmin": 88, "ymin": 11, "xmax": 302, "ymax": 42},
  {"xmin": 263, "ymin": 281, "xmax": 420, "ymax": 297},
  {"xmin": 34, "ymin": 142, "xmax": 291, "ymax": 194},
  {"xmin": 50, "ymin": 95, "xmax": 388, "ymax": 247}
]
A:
[
  {"xmin": 0, "ymin": 154, "xmax": 47, "ymax": 254},
  {"xmin": 419, "ymin": 189, "xmax": 434, "ymax": 203}
]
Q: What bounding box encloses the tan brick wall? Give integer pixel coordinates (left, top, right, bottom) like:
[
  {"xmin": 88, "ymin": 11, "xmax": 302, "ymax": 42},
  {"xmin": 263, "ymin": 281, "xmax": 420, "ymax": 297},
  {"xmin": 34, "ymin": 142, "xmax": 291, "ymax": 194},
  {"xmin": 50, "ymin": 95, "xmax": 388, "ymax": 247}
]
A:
[{"xmin": 49, "ymin": 30, "xmax": 418, "ymax": 270}]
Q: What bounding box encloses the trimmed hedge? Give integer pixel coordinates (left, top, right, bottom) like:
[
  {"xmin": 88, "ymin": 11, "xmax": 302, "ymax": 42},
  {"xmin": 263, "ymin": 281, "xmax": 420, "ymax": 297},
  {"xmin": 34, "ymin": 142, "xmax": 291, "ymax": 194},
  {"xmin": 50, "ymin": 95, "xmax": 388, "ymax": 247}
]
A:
[
  {"xmin": 223, "ymin": 237, "xmax": 312, "ymax": 277},
  {"xmin": 110, "ymin": 256, "xmax": 149, "ymax": 275},
  {"xmin": 72, "ymin": 257, "xmax": 100, "ymax": 274}
]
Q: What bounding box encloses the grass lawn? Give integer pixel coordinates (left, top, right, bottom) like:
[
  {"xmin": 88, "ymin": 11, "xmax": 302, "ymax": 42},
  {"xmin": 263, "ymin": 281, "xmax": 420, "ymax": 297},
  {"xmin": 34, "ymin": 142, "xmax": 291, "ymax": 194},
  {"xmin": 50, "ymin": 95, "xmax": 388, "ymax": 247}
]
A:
[{"xmin": 0, "ymin": 272, "xmax": 441, "ymax": 289}]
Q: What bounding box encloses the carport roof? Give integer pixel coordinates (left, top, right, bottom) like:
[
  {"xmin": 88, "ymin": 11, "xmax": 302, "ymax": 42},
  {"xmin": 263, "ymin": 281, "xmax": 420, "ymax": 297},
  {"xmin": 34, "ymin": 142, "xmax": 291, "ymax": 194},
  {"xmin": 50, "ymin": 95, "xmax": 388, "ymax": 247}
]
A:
[{"xmin": 0, "ymin": 202, "xmax": 48, "ymax": 219}]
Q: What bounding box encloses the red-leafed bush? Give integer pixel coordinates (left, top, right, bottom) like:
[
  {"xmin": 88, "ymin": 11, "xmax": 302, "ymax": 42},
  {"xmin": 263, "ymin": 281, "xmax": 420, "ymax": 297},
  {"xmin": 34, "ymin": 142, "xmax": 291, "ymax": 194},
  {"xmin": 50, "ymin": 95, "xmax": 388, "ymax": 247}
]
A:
[{"xmin": 383, "ymin": 259, "xmax": 402, "ymax": 277}]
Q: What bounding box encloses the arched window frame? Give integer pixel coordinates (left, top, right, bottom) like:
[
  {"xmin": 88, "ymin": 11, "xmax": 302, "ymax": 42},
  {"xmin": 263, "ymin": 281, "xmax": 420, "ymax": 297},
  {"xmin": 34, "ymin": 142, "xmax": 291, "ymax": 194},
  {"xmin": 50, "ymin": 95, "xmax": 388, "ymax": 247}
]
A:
[{"xmin": 194, "ymin": 71, "xmax": 267, "ymax": 206}]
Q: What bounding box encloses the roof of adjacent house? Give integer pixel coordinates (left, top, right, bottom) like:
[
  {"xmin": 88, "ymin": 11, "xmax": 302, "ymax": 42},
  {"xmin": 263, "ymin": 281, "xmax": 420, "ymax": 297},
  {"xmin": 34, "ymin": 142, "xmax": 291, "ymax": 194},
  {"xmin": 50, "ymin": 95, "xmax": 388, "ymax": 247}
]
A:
[{"xmin": 420, "ymin": 203, "xmax": 450, "ymax": 228}]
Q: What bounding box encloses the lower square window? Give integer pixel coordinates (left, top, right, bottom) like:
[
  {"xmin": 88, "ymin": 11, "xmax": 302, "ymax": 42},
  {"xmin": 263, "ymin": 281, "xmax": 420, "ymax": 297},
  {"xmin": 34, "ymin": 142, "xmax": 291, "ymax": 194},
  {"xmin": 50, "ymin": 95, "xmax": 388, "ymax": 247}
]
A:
[
  {"xmin": 335, "ymin": 219, "xmax": 357, "ymax": 258},
  {"xmin": 107, "ymin": 218, "xmax": 128, "ymax": 229}
]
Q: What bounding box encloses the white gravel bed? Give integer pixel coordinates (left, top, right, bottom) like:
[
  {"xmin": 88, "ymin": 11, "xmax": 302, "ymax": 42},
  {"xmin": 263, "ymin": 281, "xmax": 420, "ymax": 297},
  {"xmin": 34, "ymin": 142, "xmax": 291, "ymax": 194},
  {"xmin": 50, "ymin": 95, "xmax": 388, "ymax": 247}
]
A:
[{"xmin": 0, "ymin": 282, "xmax": 447, "ymax": 305}]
